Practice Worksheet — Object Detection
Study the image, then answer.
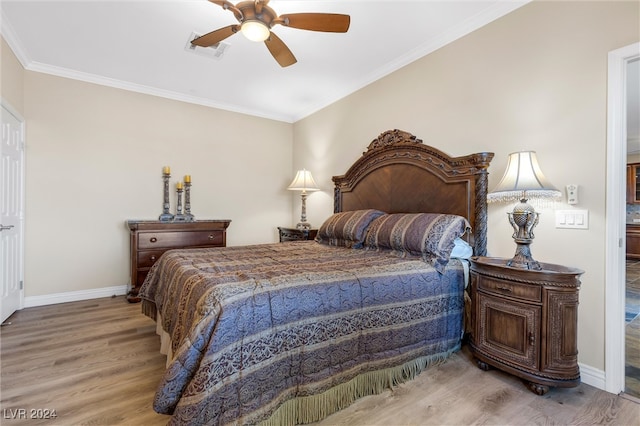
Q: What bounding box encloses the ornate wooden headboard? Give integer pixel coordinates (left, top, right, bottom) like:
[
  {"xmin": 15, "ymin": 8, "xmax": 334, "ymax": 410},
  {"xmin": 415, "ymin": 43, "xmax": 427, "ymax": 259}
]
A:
[{"xmin": 332, "ymin": 129, "xmax": 494, "ymax": 256}]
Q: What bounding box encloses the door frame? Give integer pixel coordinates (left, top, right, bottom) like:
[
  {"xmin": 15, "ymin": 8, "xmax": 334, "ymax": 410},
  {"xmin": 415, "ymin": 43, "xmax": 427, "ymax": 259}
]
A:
[
  {"xmin": 1, "ymin": 98, "xmax": 25, "ymax": 318},
  {"xmin": 605, "ymin": 42, "xmax": 640, "ymax": 394}
]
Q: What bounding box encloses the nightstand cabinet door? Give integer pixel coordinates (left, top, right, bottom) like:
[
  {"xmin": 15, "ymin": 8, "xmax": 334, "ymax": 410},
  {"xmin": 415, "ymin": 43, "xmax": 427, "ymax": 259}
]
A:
[
  {"xmin": 475, "ymin": 292, "xmax": 541, "ymax": 371},
  {"xmin": 543, "ymin": 291, "xmax": 580, "ymax": 376},
  {"xmin": 469, "ymin": 257, "xmax": 583, "ymax": 395}
]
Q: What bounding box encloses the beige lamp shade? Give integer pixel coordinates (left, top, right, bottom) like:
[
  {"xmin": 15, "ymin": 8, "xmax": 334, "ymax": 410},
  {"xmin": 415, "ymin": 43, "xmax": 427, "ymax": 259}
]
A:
[
  {"xmin": 287, "ymin": 169, "xmax": 320, "ymax": 193},
  {"xmin": 487, "ymin": 151, "xmax": 561, "ymax": 203}
]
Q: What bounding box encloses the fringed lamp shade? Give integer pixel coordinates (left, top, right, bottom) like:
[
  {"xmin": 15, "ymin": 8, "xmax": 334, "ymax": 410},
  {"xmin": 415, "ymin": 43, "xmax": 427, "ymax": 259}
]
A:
[
  {"xmin": 487, "ymin": 151, "xmax": 562, "ymax": 203},
  {"xmin": 488, "ymin": 151, "xmax": 561, "ymax": 270},
  {"xmin": 287, "ymin": 169, "xmax": 320, "ymax": 230}
]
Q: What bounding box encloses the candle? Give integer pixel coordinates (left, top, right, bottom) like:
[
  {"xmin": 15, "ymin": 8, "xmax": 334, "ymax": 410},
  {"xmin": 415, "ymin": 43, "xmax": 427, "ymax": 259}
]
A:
[
  {"xmin": 184, "ymin": 175, "xmax": 191, "ymax": 183},
  {"xmin": 163, "ymin": 166, "xmax": 170, "ymax": 175},
  {"xmin": 176, "ymin": 182, "xmax": 183, "ymax": 190}
]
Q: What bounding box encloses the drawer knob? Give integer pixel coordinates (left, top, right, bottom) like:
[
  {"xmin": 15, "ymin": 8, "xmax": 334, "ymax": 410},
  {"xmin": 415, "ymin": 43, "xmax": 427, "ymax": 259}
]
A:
[
  {"xmin": 150, "ymin": 256, "xmax": 157, "ymax": 261},
  {"xmin": 150, "ymin": 237, "xmax": 157, "ymax": 243},
  {"xmin": 208, "ymin": 234, "xmax": 214, "ymax": 240},
  {"xmin": 497, "ymin": 286, "xmax": 512, "ymax": 293}
]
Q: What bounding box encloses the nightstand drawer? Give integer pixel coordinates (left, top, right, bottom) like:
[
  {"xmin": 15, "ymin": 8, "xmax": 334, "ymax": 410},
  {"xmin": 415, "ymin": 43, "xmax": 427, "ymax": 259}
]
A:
[
  {"xmin": 278, "ymin": 227, "xmax": 318, "ymax": 242},
  {"xmin": 138, "ymin": 230, "xmax": 223, "ymax": 249},
  {"xmin": 477, "ymin": 276, "xmax": 541, "ymax": 302}
]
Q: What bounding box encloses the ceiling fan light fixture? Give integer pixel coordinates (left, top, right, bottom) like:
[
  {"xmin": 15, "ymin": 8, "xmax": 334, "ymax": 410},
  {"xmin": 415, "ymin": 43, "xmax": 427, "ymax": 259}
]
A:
[
  {"xmin": 196, "ymin": 1, "xmax": 351, "ymax": 66},
  {"xmin": 241, "ymin": 20, "xmax": 270, "ymax": 42}
]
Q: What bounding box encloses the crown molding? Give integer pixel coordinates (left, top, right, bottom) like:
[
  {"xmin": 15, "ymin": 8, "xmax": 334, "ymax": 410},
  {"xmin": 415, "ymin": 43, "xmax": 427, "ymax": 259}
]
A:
[
  {"xmin": 1, "ymin": 11, "xmax": 31, "ymax": 68},
  {"xmin": 25, "ymin": 61, "xmax": 295, "ymax": 122}
]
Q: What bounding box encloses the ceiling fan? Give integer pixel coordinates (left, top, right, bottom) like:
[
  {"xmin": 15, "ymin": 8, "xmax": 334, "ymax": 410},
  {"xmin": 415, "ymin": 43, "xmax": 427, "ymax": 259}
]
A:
[{"xmin": 191, "ymin": 0, "xmax": 350, "ymax": 67}]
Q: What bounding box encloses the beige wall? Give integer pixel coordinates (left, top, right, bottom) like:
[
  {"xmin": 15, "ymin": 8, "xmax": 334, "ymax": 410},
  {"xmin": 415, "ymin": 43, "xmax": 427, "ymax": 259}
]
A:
[
  {"xmin": 1, "ymin": 37, "xmax": 24, "ymax": 113},
  {"xmin": 294, "ymin": 0, "xmax": 639, "ymax": 372},
  {"xmin": 2, "ymin": 58, "xmax": 293, "ymax": 298}
]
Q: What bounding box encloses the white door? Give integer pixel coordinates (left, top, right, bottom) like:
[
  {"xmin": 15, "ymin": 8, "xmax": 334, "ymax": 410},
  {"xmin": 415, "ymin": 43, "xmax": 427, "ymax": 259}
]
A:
[{"xmin": 1, "ymin": 103, "xmax": 25, "ymax": 323}]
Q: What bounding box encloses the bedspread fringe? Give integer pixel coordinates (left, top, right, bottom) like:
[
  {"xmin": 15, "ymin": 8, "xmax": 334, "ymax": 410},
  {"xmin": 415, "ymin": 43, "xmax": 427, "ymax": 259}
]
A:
[
  {"xmin": 258, "ymin": 346, "xmax": 459, "ymax": 426},
  {"xmin": 141, "ymin": 299, "xmax": 157, "ymax": 321}
]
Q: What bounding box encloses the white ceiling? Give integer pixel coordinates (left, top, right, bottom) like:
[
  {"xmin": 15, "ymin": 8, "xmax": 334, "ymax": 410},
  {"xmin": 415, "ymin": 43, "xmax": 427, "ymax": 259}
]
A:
[{"xmin": 1, "ymin": 0, "xmax": 531, "ymax": 123}]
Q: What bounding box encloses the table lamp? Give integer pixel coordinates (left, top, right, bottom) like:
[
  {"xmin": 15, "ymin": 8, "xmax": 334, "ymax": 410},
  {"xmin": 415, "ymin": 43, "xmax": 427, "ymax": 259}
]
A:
[
  {"xmin": 487, "ymin": 151, "xmax": 562, "ymax": 270},
  {"xmin": 287, "ymin": 169, "xmax": 319, "ymax": 230}
]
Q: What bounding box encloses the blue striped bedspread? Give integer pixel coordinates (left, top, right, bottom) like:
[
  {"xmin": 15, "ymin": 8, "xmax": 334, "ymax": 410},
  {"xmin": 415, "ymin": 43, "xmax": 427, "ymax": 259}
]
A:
[{"xmin": 139, "ymin": 241, "xmax": 465, "ymax": 425}]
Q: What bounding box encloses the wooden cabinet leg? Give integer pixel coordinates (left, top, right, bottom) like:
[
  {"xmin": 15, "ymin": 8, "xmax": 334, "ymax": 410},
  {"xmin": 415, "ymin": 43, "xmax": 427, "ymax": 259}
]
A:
[
  {"xmin": 126, "ymin": 290, "xmax": 141, "ymax": 303},
  {"xmin": 527, "ymin": 382, "xmax": 549, "ymax": 395},
  {"xmin": 476, "ymin": 359, "xmax": 491, "ymax": 371}
]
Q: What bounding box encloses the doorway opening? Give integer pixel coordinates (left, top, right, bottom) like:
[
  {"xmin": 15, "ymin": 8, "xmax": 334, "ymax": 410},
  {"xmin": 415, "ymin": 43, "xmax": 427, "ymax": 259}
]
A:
[{"xmin": 605, "ymin": 42, "xmax": 640, "ymax": 396}]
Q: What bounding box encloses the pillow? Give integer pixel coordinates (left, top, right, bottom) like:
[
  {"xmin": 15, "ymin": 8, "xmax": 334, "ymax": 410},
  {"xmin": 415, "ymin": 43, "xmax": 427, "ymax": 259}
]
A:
[
  {"xmin": 315, "ymin": 209, "xmax": 386, "ymax": 248},
  {"xmin": 450, "ymin": 237, "xmax": 473, "ymax": 259},
  {"xmin": 364, "ymin": 213, "xmax": 470, "ymax": 272}
]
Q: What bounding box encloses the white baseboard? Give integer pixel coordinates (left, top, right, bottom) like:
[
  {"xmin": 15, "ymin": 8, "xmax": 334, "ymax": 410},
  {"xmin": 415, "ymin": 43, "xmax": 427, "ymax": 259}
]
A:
[
  {"xmin": 579, "ymin": 362, "xmax": 606, "ymax": 391},
  {"xmin": 23, "ymin": 285, "xmax": 128, "ymax": 308}
]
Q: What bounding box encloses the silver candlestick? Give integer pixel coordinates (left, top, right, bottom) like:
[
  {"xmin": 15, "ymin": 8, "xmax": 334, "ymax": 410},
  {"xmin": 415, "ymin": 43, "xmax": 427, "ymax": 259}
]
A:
[
  {"xmin": 184, "ymin": 181, "xmax": 194, "ymax": 222},
  {"xmin": 159, "ymin": 171, "xmax": 174, "ymax": 222},
  {"xmin": 174, "ymin": 185, "xmax": 187, "ymax": 222}
]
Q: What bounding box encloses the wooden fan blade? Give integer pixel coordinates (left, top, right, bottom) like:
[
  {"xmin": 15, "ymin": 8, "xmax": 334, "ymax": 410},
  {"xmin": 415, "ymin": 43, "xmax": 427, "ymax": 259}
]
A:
[
  {"xmin": 264, "ymin": 32, "xmax": 297, "ymax": 67},
  {"xmin": 278, "ymin": 13, "xmax": 350, "ymax": 32},
  {"xmin": 191, "ymin": 25, "xmax": 239, "ymax": 47}
]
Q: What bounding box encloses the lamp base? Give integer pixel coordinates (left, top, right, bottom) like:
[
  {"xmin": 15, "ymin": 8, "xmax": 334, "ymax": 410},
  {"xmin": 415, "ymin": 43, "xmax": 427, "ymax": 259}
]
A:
[
  {"xmin": 507, "ymin": 241, "xmax": 542, "ymax": 270},
  {"xmin": 506, "ymin": 199, "xmax": 542, "ymax": 270},
  {"xmin": 296, "ymin": 222, "xmax": 312, "ymax": 230}
]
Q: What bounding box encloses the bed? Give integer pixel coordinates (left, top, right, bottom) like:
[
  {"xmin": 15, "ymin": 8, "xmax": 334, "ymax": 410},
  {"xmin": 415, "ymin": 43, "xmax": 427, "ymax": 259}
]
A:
[{"xmin": 139, "ymin": 129, "xmax": 494, "ymax": 425}]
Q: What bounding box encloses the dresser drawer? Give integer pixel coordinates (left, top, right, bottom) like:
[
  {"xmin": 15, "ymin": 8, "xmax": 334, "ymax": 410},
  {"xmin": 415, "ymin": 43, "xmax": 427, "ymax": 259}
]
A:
[
  {"xmin": 136, "ymin": 270, "xmax": 150, "ymax": 287},
  {"xmin": 476, "ymin": 275, "xmax": 541, "ymax": 302},
  {"xmin": 138, "ymin": 230, "xmax": 223, "ymax": 250},
  {"xmin": 137, "ymin": 250, "xmax": 166, "ymax": 268}
]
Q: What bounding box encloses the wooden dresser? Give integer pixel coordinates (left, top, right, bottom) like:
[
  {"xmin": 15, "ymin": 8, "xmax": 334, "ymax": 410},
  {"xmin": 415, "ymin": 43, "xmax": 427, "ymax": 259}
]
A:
[
  {"xmin": 469, "ymin": 256, "xmax": 583, "ymax": 395},
  {"xmin": 126, "ymin": 220, "xmax": 231, "ymax": 302}
]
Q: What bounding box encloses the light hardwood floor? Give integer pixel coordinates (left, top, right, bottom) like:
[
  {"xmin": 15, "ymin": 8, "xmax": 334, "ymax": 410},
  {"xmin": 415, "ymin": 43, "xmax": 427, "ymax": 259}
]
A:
[{"xmin": 1, "ymin": 297, "xmax": 639, "ymax": 425}]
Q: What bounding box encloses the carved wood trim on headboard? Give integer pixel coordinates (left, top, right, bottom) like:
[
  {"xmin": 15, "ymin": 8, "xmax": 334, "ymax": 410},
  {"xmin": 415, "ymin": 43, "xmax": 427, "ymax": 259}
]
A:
[{"xmin": 332, "ymin": 129, "xmax": 494, "ymax": 256}]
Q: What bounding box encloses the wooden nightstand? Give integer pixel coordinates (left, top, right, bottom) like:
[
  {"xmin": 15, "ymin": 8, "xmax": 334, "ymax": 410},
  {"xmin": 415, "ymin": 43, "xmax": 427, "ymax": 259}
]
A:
[
  {"xmin": 469, "ymin": 256, "xmax": 584, "ymax": 395},
  {"xmin": 126, "ymin": 220, "xmax": 231, "ymax": 302},
  {"xmin": 278, "ymin": 227, "xmax": 318, "ymax": 242}
]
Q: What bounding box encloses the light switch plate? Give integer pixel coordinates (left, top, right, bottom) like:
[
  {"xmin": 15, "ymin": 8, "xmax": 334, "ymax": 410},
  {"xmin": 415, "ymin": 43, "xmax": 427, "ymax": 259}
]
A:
[{"xmin": 555, "ymin": 209, "xmax": 589, "ymax": 229}]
